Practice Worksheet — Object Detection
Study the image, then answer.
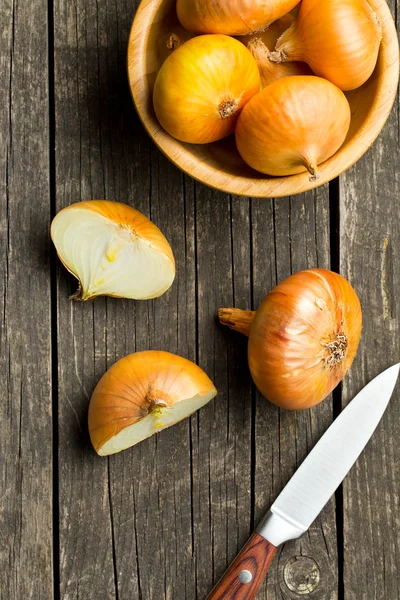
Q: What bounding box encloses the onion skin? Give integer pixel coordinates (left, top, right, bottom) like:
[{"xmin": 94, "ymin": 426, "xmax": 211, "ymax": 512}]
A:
[
  {"xmin": 247, "ymin": 38, "xmax": 312, "ymax": 87},
  {"xmin": 89, "ymin": 351, "xmax": 217, "ymax": 455},
  {"xmin": 271, "ymin": 0, "xmax": 382, "ymax": 91},
  {"xmin": 219, "ymin": 269, "xmax": 362, "ymax": 410},
  {"xmin": 176, "ymin": 0, "xmax": 301, "ymax": 36},
  {"xmin": 153, "ymin": 35, "xmax": 260, "ymax": 144},
  {"xmin": 240, "ymin": 13, "xmax": 295, "ymax": 47},
  {"xmin": 235, "ymin": 76, "xmax": 351, "ymax": 178},
  {"xmin": 241, "ymin": 15, "xmax": 312, "ymax": 86}
]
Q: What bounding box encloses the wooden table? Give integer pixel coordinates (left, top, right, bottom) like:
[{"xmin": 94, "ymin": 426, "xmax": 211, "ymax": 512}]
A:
[{"xmin": 1, "ymin": 0, "xmax": 399, "ymax": 598}]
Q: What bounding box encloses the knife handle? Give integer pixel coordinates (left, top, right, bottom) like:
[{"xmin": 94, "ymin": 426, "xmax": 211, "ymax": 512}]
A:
[{"xmin": 206, "ymin": 532, "xmax": 277, "ymax": 600}]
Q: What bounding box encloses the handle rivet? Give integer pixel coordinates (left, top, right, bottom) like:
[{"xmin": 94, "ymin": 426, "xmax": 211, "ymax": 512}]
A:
[{"xmin": 239, "ymin": 570, "xmax": 253, "ymax": 584}]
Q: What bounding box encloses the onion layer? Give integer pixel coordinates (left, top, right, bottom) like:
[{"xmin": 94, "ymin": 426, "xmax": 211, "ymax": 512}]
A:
[
  {"xmin": 176, "ymin": 0, "xmax": 301, "ymax": 36},
  {"xmin": 153, "ymin": 35, "xmax": 260, "ymax": 144},
  {"xmin": 270, "ymin": 0, "xmax": 382, "ymax": 91},
  {"xmin": 235, "ymin": 76, "xmax": 351, "ymax": 178},
  {"xmin": 51, "ymin": 201, "xmax": 175, "ymax": 300},
  {"xmin": 219, "ymin": 269, "xmax": 362, "ymax": 410},
  {"xmin": 88, "ymin": 351, "xmax": 217, "ymax": 455}
]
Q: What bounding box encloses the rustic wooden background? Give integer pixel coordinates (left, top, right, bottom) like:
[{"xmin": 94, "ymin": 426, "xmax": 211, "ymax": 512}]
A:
[{"xmin": 1, "ymin": 0, "xmax": 399, "ymax": 598}]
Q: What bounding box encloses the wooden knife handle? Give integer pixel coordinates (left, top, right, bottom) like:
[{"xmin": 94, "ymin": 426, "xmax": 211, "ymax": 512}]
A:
[{"xmin": 206, "ymin": 532, "xmax": 277, "ymax": 600}]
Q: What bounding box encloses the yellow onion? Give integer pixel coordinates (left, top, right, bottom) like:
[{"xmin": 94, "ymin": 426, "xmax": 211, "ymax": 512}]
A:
[
  {"xmin": 270, "ymin": 0, "xmax": 382, "ymax": 91},
  {"xmin": 176, "ymin": 0, "xmax": 301, "ymax": 35},
  {"xmin": 88, "ymin": 351, "xmax": 217, "ymax": 455},
  {"xmin": 153, "ymin": 35, "xmax": 260, "ymax": 144},
  {"xmin": 51, "ymin": 201, "xmax": 175, "ymax": 300},
  {"xmin": 242, "ymin": 15, "xmax": 312, "ymax": 86},
  {"xmin": 219, "ymin": 269, "xmax": 362, "ymax": 410},
  {"xmin": 235, "ymin": 76, "xmax": 351, "ymax": 179}
]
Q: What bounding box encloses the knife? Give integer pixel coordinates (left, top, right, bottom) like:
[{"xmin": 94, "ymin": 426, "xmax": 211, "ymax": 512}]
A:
[{"xmin": 207, "ymin": 363, "xmax": 400, "ymax": 600}]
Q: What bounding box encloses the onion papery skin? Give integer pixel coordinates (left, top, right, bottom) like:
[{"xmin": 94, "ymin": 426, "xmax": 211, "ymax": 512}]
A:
[
  {"xmin": 51, "ymin": 200, "xmax": 175, "ymax": 301},
  {"xmin": 240, "ymin": 13, "xmax": 295, "ymax": 47},
  {"xmin": 153, "ymin": 35, "xmax": 260, "ymax": 144},
  {"xmin": 176, "ymin": 0, "xmax": 301, "ymax": 35},
  {"xmin": 272, "ymin": 0, "xmax": 382, "ymax": 91},
  {"xmin": 219, "ymin": 269, "xmax": 362, "ymax": 410},
  {"xmin": 88, "ymin": 351, "xmax": 217, "ymax": 455},
  {"xmin": 235, "ymin": 76, "xmax": 351, "ymax": 178},
  {"xmin": 241, "ymin": 15, "xmax": 312, "ymax": 86}
]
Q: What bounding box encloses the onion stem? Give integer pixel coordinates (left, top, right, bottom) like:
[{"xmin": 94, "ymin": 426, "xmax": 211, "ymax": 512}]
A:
[
  {"xmin": 218, "ymin": 308, "xmax": 255, "ymax": 337},
  {"xmin": 307, "ymin": 164, "xmax": 320, "ymax": 181}
]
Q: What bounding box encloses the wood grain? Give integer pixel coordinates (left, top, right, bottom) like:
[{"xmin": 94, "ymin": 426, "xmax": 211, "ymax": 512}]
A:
[
  {"xmin": 54, "ymin": 0, "xmax": 146, "ymax": 596},
  {"xmin": 0, "ymin": 0, "xmax": 53, "ymax": 597},
  {"xmin": 207, "ymin": 532, "xmax": 277, "ymax": 600},
  {"xmin": 340, "ymin": 2, "xmax": 400, "ymax": 598},
  {"xmin": 3, "ymin": 0, "xmax": 391, "ymax": 598},
  {"xmin": 192, "ymin": 190, "xmax": 254, "ymax": 599},
  {"xmin": 53, "ymin": 0, "xmax": 198, "ymax": 598},
  {"xmin": 52, "ymin": 0, "xmax": 341, "ymax": 596},
  {"xmin": 251, "ymin": 190, "xmax": 338, "ymax": 599},
  {"xmin": 127, "ymin": 0, "xmax": 399, "ymax": 197}
]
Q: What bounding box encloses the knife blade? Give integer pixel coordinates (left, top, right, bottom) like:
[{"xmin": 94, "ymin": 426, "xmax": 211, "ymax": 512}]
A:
[{"xmin": 207, "ymin": 363, "xmax": 400, "ymax": 600}]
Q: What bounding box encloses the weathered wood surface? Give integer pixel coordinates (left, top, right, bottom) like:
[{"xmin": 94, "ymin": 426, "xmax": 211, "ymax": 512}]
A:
[
  {"xmin": 340, "ymin": 2, "xmax": 400, "ymax": 598},
  {"xmin": 1, "ymin": 0, "xmax": 398, "ymax": 598},
  {"xmin": 54, "ymin": 0, "xmax": 339, "ymax": 596},
  {"xmin": 0, "ymin": 0, "xmax": 53, "ymax": 598},
  {"xmin": 251, "ymin": 192, "xmax": 338, "ymax": 600}
]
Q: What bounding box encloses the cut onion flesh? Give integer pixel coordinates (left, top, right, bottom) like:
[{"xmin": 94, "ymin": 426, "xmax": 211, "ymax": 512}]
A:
[
  {"xmin": 88, "ymin": 350, "xmax": 217, "ymax": 456},
  {"xmin": 98, "ymin": 389, "xmax": 216, "ymax": 456},
  {"xmin": 51, "ymin": 201, "xmax": 175, "ymax": 300}
]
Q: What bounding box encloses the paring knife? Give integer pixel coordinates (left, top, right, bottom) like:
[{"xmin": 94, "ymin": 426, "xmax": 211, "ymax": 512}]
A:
[{"xmin": 207, "ymin": 363, "xmax": 400, "ymax": 600}]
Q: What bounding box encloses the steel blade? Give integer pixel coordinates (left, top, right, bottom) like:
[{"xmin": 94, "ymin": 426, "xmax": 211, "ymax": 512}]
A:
[{"xmin": 258, "ymin": 364, "xmax": 399, "ymax": 545}]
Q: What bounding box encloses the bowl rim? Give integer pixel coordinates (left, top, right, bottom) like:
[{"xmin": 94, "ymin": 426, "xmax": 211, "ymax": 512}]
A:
[{"xmin": 127, "ymin": 0, "xmax": 399, "ymax": 198}]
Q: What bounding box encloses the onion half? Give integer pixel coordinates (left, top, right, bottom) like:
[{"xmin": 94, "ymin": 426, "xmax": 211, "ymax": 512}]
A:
[
  {"xmin": 88, "ymin": 351, "xmax": 217, "ymax": 455},
  {"xmin": 51, "ymin": 201, "xmax": 175, "ymax": 300}
]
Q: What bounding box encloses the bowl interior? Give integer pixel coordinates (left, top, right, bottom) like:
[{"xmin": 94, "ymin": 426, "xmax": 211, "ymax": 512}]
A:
[{"xmin": 128, "ymin": 0, "xmax": 399, "ymax": 197}]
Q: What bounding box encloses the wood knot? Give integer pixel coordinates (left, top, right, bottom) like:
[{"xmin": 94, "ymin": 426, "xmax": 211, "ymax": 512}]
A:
[{"xmin": 283, "ymin": 555, "xmax": 320, "ymax": 595}]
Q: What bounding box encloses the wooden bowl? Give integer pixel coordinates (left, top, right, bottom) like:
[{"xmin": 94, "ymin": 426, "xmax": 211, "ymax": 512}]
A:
[{"xmin": 128, "ymin": 0, "xmax": 399, "ymax": 198}]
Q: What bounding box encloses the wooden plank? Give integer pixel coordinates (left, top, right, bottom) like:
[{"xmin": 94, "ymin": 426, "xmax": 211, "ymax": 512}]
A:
[
  {"xmin": 251, "ymin": 191, "xmax": 338, "ymax": 599},
  {"xmin": 54, "ymin": 0, "xmax": 144, "ymax": 596},
  {"xmin": 340, "ymin": 2, "xmax": 400, "ymax": 596},
  {"xmin": 54, "ymin": 1, "xmax": 201, "ymax": 598},
  {"xmin": 107, "ymin": 160, "xmax": 198, "ymax": 600},
  {"xmin": 193, "ymin": 190, "xmax": 253, "ymax": 598},
  {"xmin": 0, "ymin": 0, "xmax": 53, "ymax": 597}
]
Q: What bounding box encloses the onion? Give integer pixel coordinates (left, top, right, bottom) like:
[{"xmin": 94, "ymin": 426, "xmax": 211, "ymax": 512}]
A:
[
  {"xmin": 219, "ymin": 269, "xmax": 362, "ymax": 410},
  {"xmin": 270, "ymin": 0, "xmax": 382, "ymax": 91},
  {"xmin": 242, "ymin": 15, "xmax": 312, "ymax": 87},
  {"xmin": 153, "ymin": 35, "xmax": 260, "ymax": 144},
  {"xmin": 176, "ymin": 0, "xmax": 301, "ymax": 36},
  {"xmin": 235, "ymin": 76, "xmax": 351, "ymax": 179},
  {"xmin": 88, "ymin": 351, "xmax": 217, "ymax": 455},
  {"xmin": 51, "ymin": 201, "xmax": 175, "ymax": 300}
]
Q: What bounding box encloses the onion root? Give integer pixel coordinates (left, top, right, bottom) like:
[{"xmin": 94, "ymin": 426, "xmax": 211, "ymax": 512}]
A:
[
  {"xmin": 323, "ymin": 333, "xmax": 348, "ymax": 366},
  {"xmin": 218, "ymin": 99, "xmax": 239, "ymax": 119}
]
